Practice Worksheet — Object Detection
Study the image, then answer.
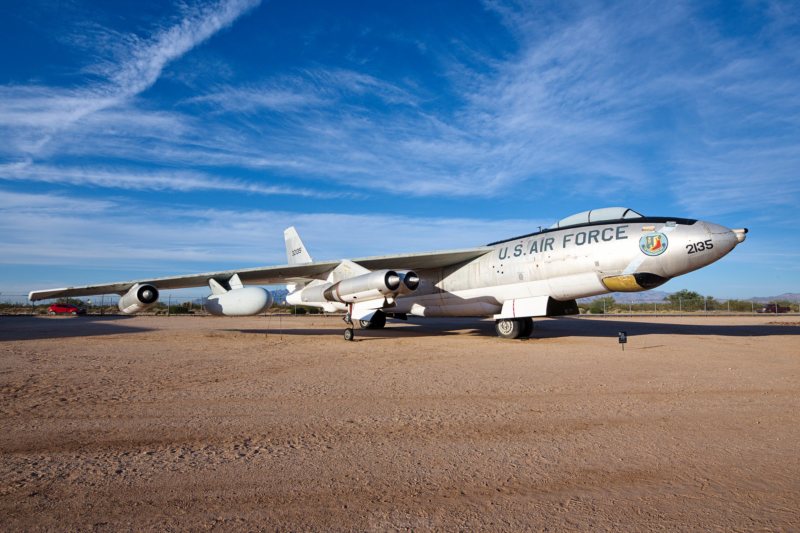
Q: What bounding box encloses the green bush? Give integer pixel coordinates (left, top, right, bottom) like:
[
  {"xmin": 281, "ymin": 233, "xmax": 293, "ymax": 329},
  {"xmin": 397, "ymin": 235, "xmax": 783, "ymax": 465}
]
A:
[{"xmin": 589, "ymin": 297, "xmax": 615, "ymax": 314}]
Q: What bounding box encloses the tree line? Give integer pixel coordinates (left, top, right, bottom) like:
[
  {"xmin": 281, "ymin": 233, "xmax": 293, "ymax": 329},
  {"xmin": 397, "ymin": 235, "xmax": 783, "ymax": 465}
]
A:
[{"xmin": 579, "ymin": 290, "xmax": 799, "ymax": 314}]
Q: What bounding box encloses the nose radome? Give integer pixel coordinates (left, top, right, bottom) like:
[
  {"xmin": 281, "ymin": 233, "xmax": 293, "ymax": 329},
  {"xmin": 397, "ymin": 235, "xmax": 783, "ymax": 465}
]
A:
[
  {"xmin": 701, "ymin": 221, "xmax": 747, "ymax": 255},
  {"xmin": 703, "ymin": 221, "xmax": 732, "ymax": 235},
  {"xmin": 704, "ymin": 222, "xmax": 747, "ymax": 242}
]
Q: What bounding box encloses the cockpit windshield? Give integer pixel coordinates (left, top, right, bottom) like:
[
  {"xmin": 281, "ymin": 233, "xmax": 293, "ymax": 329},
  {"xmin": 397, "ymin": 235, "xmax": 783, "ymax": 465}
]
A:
[{"xmin": 549, "ymin": 207, "xmax": 643, "ymax": 229}]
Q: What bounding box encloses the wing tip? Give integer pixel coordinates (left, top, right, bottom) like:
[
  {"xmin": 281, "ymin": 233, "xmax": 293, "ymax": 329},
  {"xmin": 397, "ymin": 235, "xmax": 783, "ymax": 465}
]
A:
[{"xmin": 28, "ymin": 288, "xmax": 68, "ymax": 302}]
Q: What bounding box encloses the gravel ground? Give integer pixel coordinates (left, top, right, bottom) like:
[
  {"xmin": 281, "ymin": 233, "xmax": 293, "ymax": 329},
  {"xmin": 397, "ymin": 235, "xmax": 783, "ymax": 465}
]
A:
[{"xmin": 1, "ymin": 314, "xmax": 798, "ymax": 531}]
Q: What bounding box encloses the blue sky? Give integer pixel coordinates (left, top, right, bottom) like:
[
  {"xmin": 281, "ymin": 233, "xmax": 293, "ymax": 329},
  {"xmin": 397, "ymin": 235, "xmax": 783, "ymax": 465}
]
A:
[{"xmin": 1, "ymin": 0, "xmax": 798, "ymax": 299}]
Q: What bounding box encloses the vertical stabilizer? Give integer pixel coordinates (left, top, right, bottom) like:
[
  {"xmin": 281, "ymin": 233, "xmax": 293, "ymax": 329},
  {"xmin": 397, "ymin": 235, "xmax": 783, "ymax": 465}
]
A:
[{"xmin": 284, "ymin": 226, "xmax": 313, "ymax": 265}]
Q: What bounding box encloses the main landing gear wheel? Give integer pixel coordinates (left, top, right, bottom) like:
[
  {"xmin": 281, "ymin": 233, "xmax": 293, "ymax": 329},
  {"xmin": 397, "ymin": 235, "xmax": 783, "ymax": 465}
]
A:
[
  {"xmin": 495, "ymin": 319, "xmax": 521, "ymax": 339},
  {"xmin": 495, "ymin": 318, "xmax": 533, "ymax": 339}
]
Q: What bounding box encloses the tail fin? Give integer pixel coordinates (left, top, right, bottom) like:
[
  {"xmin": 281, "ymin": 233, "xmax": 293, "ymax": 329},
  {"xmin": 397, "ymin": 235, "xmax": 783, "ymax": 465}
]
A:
[{"xmin": 284, "ymin": 226, "xmax": 313, "ymax": 265}]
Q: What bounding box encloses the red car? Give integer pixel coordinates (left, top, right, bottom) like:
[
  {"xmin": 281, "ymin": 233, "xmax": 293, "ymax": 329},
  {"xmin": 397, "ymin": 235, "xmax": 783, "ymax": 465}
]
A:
[{"xmin": 47, "ymin": 303, "xmax": 86, "ymax": 315}]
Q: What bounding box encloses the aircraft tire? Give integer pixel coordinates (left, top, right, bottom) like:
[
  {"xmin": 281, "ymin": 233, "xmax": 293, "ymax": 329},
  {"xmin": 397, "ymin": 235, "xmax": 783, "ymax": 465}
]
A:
[
  {"xmin": 369, "ymin": 312, "xmax": 386, "ymax": 329},
  {"xmin": 520, "ymin": 317, "xmax": 534, "ymax": 338},
  {"xmin": 359, "ymin": 311, "xmax": 387, "ymax": 329},
  {"xmin": 344, "ymin": 328, "xmax": 355, "ymax": 341},
  {"xmin": 495, "ymin": 319, "xmax": 522, "ymax": 339}
]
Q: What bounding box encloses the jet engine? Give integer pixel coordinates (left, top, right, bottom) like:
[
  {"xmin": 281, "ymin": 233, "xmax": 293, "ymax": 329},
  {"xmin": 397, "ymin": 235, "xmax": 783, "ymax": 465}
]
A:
[
  {"xmin": 319, "ymin": 269, "xmax": 418, "ymax": 303},
  {"xmin": 395, "ymin": 270, "xmax": 420, "ymax": 295},
  {"xmin": 118, "ymin": 283, "xmax": 159, "ymax": 314},
  {"xmin": 204, "ymin": 287, "xmax": 273, "ymax": 316}
]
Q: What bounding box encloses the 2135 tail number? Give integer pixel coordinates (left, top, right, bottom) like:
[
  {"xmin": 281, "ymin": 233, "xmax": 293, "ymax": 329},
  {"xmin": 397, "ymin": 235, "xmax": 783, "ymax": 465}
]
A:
[{"xmin": 686, "ymin": 239, "xmax": 714, "ymax": 254}]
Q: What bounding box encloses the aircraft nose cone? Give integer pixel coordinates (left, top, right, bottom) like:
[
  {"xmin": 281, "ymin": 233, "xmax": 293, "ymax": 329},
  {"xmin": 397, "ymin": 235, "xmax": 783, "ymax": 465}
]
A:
[
  {"xmin": 703, "ymin": 221, "xmax": 732, "ymax": 235},
  {"xmin": 705, "ymin": 221, "xmax": 747, "ymax": 240},
  {"xmin": 701, "ymin": 221, "xmax": 747, "ymax": 256},
  {"xmin": 642, "ymin": 220, "xmax": 747, "ymax": 281}
]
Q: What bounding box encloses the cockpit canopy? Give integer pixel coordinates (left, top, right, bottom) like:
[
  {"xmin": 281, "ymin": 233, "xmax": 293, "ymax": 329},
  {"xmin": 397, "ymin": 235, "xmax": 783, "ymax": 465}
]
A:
[{"xmin": 549, "ymin": 207, "xmax": 643, "ymax": 229}]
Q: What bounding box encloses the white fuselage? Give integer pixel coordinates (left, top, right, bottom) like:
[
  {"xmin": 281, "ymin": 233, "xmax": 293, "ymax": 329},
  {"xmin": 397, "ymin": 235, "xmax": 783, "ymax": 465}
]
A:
[{"xmin": 290, "ymin": 218, "xmax": 744, "ymax": 318}]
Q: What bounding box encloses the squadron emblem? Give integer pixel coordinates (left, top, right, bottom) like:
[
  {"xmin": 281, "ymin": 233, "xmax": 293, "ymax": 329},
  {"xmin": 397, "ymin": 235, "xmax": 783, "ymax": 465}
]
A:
[{"xmin": 639, "ymin": 232, "xmax": 668, "ymax": 256}]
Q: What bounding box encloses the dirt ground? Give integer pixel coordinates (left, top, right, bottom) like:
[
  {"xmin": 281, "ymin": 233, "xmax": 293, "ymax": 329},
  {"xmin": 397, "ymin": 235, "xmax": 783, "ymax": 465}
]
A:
[{"xmin": 1, "ymin": 314, "xmax": 798, "ymax": 531}]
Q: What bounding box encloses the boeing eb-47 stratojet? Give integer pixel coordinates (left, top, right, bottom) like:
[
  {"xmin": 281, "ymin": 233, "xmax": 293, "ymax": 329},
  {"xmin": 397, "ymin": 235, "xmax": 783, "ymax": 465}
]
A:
[{"xmin": 29, "ymin": 207, "xmax": 747, "ymax": 340}]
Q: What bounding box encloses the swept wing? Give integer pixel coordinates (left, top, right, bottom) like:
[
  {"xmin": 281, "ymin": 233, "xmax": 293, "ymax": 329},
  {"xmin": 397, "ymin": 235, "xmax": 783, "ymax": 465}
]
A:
[{"xmin": 28, "ymin": 247, "xmax": 491, "ymax": 301}]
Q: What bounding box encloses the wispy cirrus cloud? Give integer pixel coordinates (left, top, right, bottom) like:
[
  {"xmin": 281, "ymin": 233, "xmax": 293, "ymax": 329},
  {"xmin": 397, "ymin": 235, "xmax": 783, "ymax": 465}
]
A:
[
  {"xmin": 189, "ymin": 85, "xmax": 325, "ymax": 113},
  {"xmin": 0, "ymin": 188, "xmax": 538, "ymax": 270},
  {"xmin": 0, "ymin": 0, "xmax": 260, "ymax": 157},
  {"xmin": 189, "ymin": 69, "xmax": 419, "ymax": 113},
  {"xmin": 0, "ymin": 189, "xmax": 116, "ymax": 213},
  {"xmin": 0, "ymin": 161, "xmax": 341, "ymax": 199},
  {"xmin": 2, "ymin": 0, "xmax": 799, "ymax": 217},
  {"xmin": 74, "ymin": 0, "xmax": 792, "ymax": 210}
]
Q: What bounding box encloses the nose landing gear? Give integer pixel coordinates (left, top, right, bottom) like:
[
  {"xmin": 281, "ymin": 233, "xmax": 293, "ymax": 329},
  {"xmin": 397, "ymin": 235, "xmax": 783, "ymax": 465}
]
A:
[
  {"xmin": 343, "ymin": 312, "xmax": 355, "ymax": 341},
  {"xmin": 343, "ymin": 309, "xmax": 389, "ymax": 340}
]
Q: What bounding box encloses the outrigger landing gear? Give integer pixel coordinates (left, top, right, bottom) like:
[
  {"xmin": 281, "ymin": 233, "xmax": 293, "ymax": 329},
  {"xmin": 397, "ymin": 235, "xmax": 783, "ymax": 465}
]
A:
[{"xmin": 343, "ymin": 311, "xmax": 355, "ymax": 341}]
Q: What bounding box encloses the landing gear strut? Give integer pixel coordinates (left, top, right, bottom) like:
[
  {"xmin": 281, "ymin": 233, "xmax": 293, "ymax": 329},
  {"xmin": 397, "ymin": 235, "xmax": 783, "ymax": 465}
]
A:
[{"xmin": 343, "ymin": 312, "xmax": 355, "ymax": 341}]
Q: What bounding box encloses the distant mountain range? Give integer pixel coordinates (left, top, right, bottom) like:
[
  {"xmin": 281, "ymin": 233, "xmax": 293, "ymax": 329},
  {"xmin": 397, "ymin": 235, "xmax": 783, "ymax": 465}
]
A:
[
  {"xmin": 270, "ymin": 288, "xmax": 290, "ymax": 304},
  {"xmin": 579, "ymin": 292, "xmax": 800, "ymax": 303},
  {"xmin": 748, "ymin": 293, "xmax": 800, "ymax": 303},
  {"xmin": 579, "ymin": 291, "xmax": 670, "ymax": 303}
]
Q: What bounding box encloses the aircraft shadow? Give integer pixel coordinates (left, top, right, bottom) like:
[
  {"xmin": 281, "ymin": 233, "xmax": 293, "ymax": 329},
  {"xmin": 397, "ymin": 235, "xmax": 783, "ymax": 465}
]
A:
[
  {"xmin": 233, "ymin": 316, "xmax": 800, "ymax": 340},
  {"xmin": 230, "ymin": 317, "xmax": 494, "ymax": 339},
  {"xmin": 0, "ymin": 315, "xmax": 148, "ymax": 342},
  {"xmin": 536, "ymin": 317, "xmax": 800, "ymax": 339},
  {"xmin": 229, "ymin": 326, "xmax": 489, "ymax": 339}
]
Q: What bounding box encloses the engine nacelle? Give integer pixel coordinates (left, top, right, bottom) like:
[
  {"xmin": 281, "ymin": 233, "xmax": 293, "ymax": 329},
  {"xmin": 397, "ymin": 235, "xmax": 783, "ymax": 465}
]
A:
[
  {"xmin": 118, "ymin": 283, "xmax": 159, "ymax": 314},
  {"xmin": 395, "ymin": 270, "xmax": 420, "ymax": 295},
  {"xmin": 321, "ymin": 269, "xmax": 417, "ymax": 303},
  {"xmin": 287, "ymin": 269, "xmax": 421, "ymax": 305},
  {"xmin": 204, "ymin": 287, "xmax": 273, "ymax": 316}
]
